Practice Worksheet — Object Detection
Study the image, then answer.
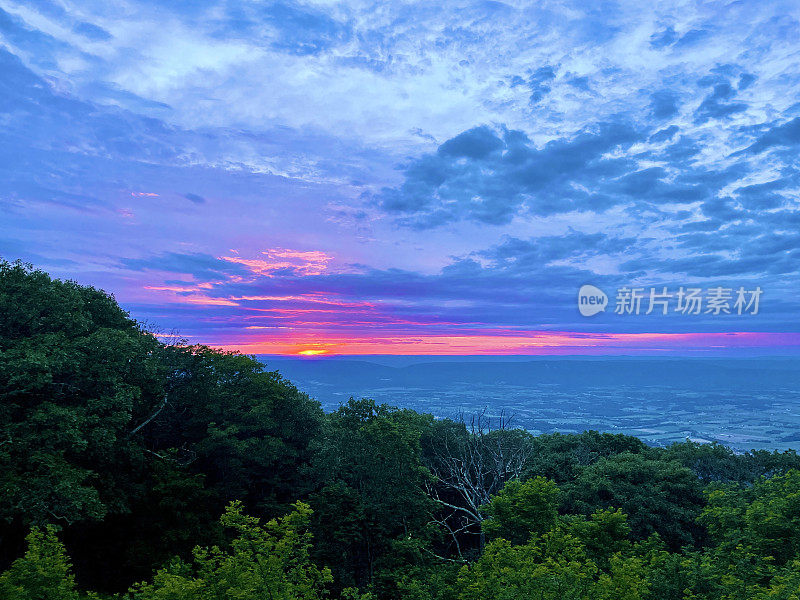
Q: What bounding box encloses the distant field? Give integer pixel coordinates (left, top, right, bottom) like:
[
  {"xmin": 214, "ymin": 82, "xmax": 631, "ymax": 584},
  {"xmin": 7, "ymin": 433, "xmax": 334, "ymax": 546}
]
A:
[{"xmin": 259, "ymin": 356, "xmax": 800, "ymax": 451}]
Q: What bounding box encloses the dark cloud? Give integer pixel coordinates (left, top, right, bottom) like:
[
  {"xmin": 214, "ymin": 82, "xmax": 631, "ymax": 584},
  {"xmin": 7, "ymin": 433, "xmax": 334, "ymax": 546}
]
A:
[
  {"xmin": 649, "ymin": 26, "xmax": 678, "ymax": 49},
  {"xmin": 649, "ymin": 125, "xmax": 679, "ymax": 143},
  {"xmin": 694, "ymin": 70, "xmax": 748, "ymax": 123},
  {"xmin": 650, "ymin": 90, "xmax": 679, "ymax": 119},
  {"xmin": 735, "ymin": 178, "xmax": 793, "ymax": 210},
  {"xmin": 0, "ymin": 8, "xmax": 73, "ymax": 70},
  {"xmin": 658, "ymin": 135, "xmax": 701, "ymax": 161},
  {"xmin": 121, "ymin": 252, "xmax": 251, "ymax": 282},
  {"xmin": 648, "ymin": 26, "xmax": 708, "ymax": 50},
  {"xmin": 438, "ymin": 126, "xmax": 504, "ymax": 159},
  {"xmin": 72, "ymin": 21, "xmax": 112, "ymax": 41},
  {"xmin": 218, "ymin": 2, "xmax": 352, "ymax": 56},
  {"xmin": 378, "ymin": 122, "xmax": 641, "ymax": 227},
  {"xmin": 739, "ymin": 117, "xmax": 800, "ymax": 154},
  {"xmin": 478, "ymin": 232, "xmax": 637, "ymax": 267},
  {"xmin": 566, "ymin": 75, "xmax": 591, "ymax": 92},
  {"xmin": 701, "ymin": 198, "xmax": 742, "ymax": 221},
  {"xmin": 526, "ymin": 65, "xmax": 557, "ymax": 104},
  {"xmin": 738, "ymin": 72, "xmax": 757, "ymax": 90},
  {"xmin": 184, "ymin": 192, "xmax": 206, "ymax": 204},
  {"xmin": 675, "ymin": 29, "xmax": 708, "ymax": 47},
  {"xmin": 378, "ymin": 114, "xmax": 769, "ymax": 229}
]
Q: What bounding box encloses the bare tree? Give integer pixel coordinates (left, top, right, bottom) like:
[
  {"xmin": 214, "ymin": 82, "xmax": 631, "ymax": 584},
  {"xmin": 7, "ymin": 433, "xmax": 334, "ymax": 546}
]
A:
[{"xmin": 425, "ymin": 410, "xmax": 533, "ymax": 560}]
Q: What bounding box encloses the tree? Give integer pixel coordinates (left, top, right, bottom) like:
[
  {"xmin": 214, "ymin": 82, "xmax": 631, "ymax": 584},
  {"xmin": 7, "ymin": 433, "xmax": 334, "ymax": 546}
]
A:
[
  {"xmin": 523, "ymin": 431, "xmax": 647, "ymax": 484},
  {"xmin": 310, "ymin": 398, "xmax": 435, "ymax": 593},
  {"xmin": 565, "ymin": 452, "xmax": 705, "ymax": 549},
  {"xmin": 424, "ymin": 412, "xmax": 534, "ymax": 557},
  {"xmin": 0, "ymin": 526, "xmax": 79, "ymax": 600},
  {"xmin": 637, "ymin": 540, "xmax": 719, "ymax": 600},
  {"xmin": 455, "ymin": 528, "xmax": 648, "ymax": 600},
  {"xmin": 76, "ymin": 344, "xmax": 326, "ymax": 591},
  {"xmin": 137, "ymin": 343, "xmax": 325, "ymax": 515},
  {"xmin": 701, "ymin": 469, "xmax": 800, "ymax": 567},
  {"xmin": 130, "ymin": 501, "xmax": 332, "ymax": 600},
  {"xmin": 0, "ymin": 261, "xmax": 326, "ymax": 592},
  {"xmin": 753, "ymin": 560, "xmax": 800, "ymax": 600},
  {"xmin": 663, "ymin": 441, "xmax": 800, "ymax": 485},
  {"xmin": 0, "ymin": 261, "xmax": 165, "ymax": 529},
  {"xmin": 563, "ymin": 508, "xmax": 631, "ymax": 568},
  {"xmin": 482, "ymin": 477, "xmax": 561, "ymax": 545}
]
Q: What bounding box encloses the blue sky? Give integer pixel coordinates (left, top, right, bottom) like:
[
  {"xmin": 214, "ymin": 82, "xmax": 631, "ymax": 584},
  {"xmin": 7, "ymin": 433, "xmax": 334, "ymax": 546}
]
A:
[{"xmin": 1, "ymin": 0, "xmax": 800, "ymax": 354}]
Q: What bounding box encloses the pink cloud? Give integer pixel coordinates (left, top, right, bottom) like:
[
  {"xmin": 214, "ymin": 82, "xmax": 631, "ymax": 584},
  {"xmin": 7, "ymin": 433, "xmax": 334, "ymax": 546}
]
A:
[{"xmin": 220, "ymin": 248, "xmax": 334, "ymax": 276}]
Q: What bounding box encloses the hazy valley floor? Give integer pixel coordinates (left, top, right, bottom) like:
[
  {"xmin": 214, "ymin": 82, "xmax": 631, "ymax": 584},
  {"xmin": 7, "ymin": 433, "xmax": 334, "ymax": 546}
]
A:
[{"xmin": 262, "ymin": 356, "xmax": 800, "ymax": 451}]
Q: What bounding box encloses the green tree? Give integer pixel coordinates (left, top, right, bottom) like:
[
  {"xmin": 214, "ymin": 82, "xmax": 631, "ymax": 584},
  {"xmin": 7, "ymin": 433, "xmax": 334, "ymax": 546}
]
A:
[
  {"xmin": 130, "ymin": 501, "xmax": 332, "ymax": 600},
  {"xmin": 563, "ymin": 508, "xmax": 631, "ymax": 568},
  {"xmin": 143, "ymin": 344, "xmax": 324, "ymax": 515},
  {"xmin": 310, "ymin": 398, "xmax": 435, "ymax": 594},
  {"xmin": 753, "ymin": 560, "xmax": 800, "ymax": 600},
  {"xmin": 482, "ymin": 477, "xmax": 561, "ymax": 545},
  {"xmin": 663, "ymin": 442, "xmax": 800, "ymax": 485},
  {"xmin": 701, "ymin": 470, "xmax": 800, "ymax": 567},
  {"xmin": 523, "ymin": 431, "xmax": 647, "ymax": 484},
  {"xmin": 566, "ymin": 452, "xmax": 705, "ymax": 548},
  {"xmin": 455, "ymin": 528, "xmax": 648, "ymax": 600},
  {"xmin": 0, "ymin": 261, "xmax": 165, "ymax": 528},
  {"xmin": 0, "ymin": 526, "xmax": 79, "ymax": 600},
  {"xmin": 636, "ymin": 538, "xmax": 719, "ymax": 600},
  {"xmin": 0, "ymin": 261, "xmax": 325, "ymax": 592}
]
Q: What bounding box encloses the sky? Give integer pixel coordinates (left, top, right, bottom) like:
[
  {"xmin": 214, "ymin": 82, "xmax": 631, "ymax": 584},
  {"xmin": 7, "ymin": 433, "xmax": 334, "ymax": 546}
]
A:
[{"xmin": 1, "ymin": 0, "xmax": 800, "ymax": 355}]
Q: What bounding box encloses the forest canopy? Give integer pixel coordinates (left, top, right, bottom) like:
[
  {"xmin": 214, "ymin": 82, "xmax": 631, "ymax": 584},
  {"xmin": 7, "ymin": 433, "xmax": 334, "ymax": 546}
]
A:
[{"xmin": 2, "ymin": 260, "xmax": 800, "ymax": 600}]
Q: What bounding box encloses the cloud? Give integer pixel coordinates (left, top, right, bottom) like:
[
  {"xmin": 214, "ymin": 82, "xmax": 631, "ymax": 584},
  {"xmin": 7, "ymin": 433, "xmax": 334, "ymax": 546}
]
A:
[
  {"xmin": 649, "ymin": 125, "xmax": 679, "ymax": 143},
  {"xmin": 378, "ymin": 122, "xmax": 641, "ymax": 227},
  {"xmin": 437, "ymin": 126, "xmax": 504, "ymax": 160},
  {"xmin": 649, "ymin": 25, "xmax": 678, "ymax": 49},
  {"xmin": 650, "ymin": 91, "xmax": 679, "ymax": 120},
  {"xmin": 184, "ymin": 193, "xmax": 206, "ymax": 204},
  {"xmin": 121, "ymin": 252, "xmax": 252, "ymax": 282},
  {"xmin": 72, "ymin": 21, "xmax": 112, "ymax": 41},
  {"xmin": 739, "ymin": 117, "xmax": 800, "ymax": 154},
  {"xmin": 525, "ymin": 65, "xmax": 558, "ymax": 104},
  {"xmin": 476, "ymin": 231, "xmax": 638, "ymax": 268},
  {"xmin": 694, "ymin": 69, "xmax": 748, "ymax": 123},
  {"xmin": 260, "ymin": 2, "xmax": 352, "ymax": 56},
  {"xmin": 3, "ymin": 0, "xmax": 800, "ymax": 351}
]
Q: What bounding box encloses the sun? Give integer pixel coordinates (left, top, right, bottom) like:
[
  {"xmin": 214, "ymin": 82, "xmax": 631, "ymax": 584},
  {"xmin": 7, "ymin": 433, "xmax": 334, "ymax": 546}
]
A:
[{"xmin": 297, "ymin": 349, "xmax": 329, "ymax": 356}]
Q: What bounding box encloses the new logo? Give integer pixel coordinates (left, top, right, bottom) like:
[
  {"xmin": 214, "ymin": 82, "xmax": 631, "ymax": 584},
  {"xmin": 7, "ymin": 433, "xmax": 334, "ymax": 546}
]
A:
[{"xmin": 578, "ymin": 284, "xmax": 608, "ymax": 317}]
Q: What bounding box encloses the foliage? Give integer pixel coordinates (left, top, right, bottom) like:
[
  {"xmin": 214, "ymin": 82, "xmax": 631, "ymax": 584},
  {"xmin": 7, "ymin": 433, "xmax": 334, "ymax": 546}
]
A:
[
  {"xmin": 482, "ymin": 476, "xmax": 561, "ymax": 544},
  {"xmin": 701, "ymin": 470, "xmax": 800, "ymax": 566},
  {"xmin": 455, "ymin": 528, "xmax": 648, "ymax": 600},
  {"xmin": 663, "ymin": 441, "xmax": 800, "ymax": 484},
  {"xmin": 0, "ymin": 260, "xmax": 164, "ymax": 527},
  {"xmin": 0, "ymin": 525, "xmax": 79, "ymax": 600},
  {"xmin": 130, "ymin": 501, "xmax": 332, "ymax": 600},
  {"xmin": 522, "ymin": 431, "xmax": 647, "ymax": 483},
  {"xmin": 0, "ymin": 261, "xmax": 324, "ymax": 591},
  {"xmin": 566, "ymin": 451, "xmax": 706, "ymax": 548},
  {"xmin": 310, "ymin": 398, "xmax": 434, "ymax": 594}
]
